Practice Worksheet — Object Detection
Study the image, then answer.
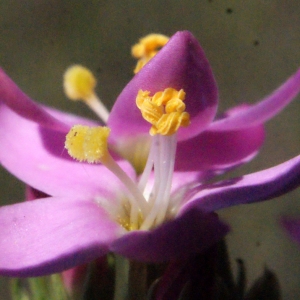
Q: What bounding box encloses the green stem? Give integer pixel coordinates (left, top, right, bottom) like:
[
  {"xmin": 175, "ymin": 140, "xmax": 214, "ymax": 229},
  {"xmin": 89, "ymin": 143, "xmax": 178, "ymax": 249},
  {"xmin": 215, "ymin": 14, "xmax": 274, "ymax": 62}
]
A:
[
  {"xmin": 113, "ymin": 255, "xmax": 129, "ymax": 300},
  {"xmin": 128, "ymin": 260, "xmax": 147, "ymax": 300},
  {"xmin": 113, "ymin": 256, "xmax": 148, "ymax": 300}
]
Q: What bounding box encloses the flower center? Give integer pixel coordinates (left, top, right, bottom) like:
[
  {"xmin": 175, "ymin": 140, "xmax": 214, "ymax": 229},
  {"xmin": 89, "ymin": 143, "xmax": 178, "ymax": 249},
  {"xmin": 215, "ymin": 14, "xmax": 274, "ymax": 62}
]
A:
[
  {"xmin": 64, "ymin": 125, "xmax": 148, "ymax": 230},
  {"xmin": 64, "ymin": 87, "xmax": 190, "ymax": 231}
]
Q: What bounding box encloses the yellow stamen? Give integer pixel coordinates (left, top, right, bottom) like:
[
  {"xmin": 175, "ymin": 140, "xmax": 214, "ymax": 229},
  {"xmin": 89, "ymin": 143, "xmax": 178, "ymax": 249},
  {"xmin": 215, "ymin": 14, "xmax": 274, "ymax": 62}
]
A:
[
  {"xmin": 63, "ymin": 65, "xmax": 109, "ymax": 123},
  {"xmin": 136, "ymin": 88, "xmax": 190, "ymax": 136},
  {"xmin": 65, "ymin": 125, "xmax": 110, "ymax": 163},
  {"xmin": 132, "ymin": 34, "xmax": 169, "ymax": 58},
  {"xmin": 136, "ymin": 90, "xmax": 164, "ymax": 125},
  {"xmin": 132, "ymin": 34, "xmax": 169, "ymax": 73},
  {"xmin": 65, "ymin": 125, "xmax": 148, "ymax": 223},
  {"xmin": 63, "ymin": 65, "xmax": 96, "ymax": 101},
  {"xmin": 117, "ymin": 206, "xmax": 144, "ymax": 231},
  {"xmin": 151, "ymin": 111, "xmax": 190, "ymax": 136},
  {"xmin": 133, "ymin": 52, "xmax": 156, "ymax": 74}
]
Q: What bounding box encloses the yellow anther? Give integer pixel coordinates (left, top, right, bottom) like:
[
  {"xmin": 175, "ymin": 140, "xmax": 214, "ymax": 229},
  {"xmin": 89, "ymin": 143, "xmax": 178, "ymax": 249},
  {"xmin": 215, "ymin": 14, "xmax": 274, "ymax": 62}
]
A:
[
  {"xmin": 65, "ymin": 125, "xmax": 110, "ymax": 163},
  {"xmin": 136, "ymin": 88, "xmax": 190, "ymax": 136},
  {"xmin": 63, "ymin": 65, "xmax": 96, "ymax": 101},
  {"xmin": 132, "ymin": 34, "xmax": 169, "ymax": 58},
  {"xmin": 136, "ymin": 90, "xmax": 152, "ymax": 107},
  {"xmin": 165, "ymin": 98, "xmax": 186, "ymax": 114},
  {"xmin": 132, "ymin": 34, "xmax": 169, "ymax": 73},
  {"xmin": 136, "ymin": 90, "xmax": 164, "ymax": 125},
  {"xmin": 151, "ymin": 112, "xmax": 190, "ymax": 136},
  {"xmin": 63, "ymin": 65, "xmax": 110, "ymax": 123},
  {"xmin": 133, "ymin": 52, "xmax": 156, "ymax": 74},
  {"xmin": 152, "ymin": 88, "xmax": 186, "ymax": 107}
]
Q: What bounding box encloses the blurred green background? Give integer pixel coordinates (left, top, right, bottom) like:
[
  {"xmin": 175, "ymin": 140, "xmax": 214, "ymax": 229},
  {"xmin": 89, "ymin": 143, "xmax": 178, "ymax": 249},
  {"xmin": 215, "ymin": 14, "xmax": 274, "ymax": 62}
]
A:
[{"xmin": 0, "ymin": 0, "xmax": 299, "ymax": 298}]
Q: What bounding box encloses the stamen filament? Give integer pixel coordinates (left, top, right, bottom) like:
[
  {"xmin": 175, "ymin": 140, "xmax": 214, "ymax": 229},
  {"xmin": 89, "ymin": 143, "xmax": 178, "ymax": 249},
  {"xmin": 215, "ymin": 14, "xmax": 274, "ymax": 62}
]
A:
[
  {"xmin": 86, "ymin": 94, "xmax": 110, "ymax": 123},
  {"xmin": 138, "ymin": 141, "xmax": 154, "ymax": 192},
  {"xmin": 155, "ymin": 134, "xmax": 177, "ymax": 224},
  {"xmin": 103, "ymin": 153, "xmax": 148, "ymax": 219},
  {"xmin": 140, "ymin": 134, "xmax": 177, "ymax": 230},
  {"xmin": 147, "ymin": 136, "xmax": 161, "ymax": 208},
  {"xmin": 140, "ymin": 136, "xmax": 163, "ymax": 230}
]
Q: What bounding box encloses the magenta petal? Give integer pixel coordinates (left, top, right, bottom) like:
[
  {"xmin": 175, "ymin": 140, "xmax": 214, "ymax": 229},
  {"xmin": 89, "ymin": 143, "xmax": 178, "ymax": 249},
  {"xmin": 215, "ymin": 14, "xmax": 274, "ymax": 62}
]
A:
[
  {"xmin": 281, "ymin": 218, "xmax": 300, "ymax": 246},
  {"xmin": 210, "ymin": 68, "xmax": 300, "ymax": 131},
  {"xmin": 182, "ymin": 155, "xmax": 300, "ymax": 213},
  {"xmin": 111, "ymin": 207, "xmax": 229, "ymax": 262},
  {"xmin": 0, "ymin": 104, "xmax": 134, "ymax": 198},
  {"xmin": 175, "ymin": 124, "xmax": 265, "ymax": 172},
  {"xmin": 170, "ymin": 171, "xmax": 206, "ymax": 192},
  {"xmin": 0, "ymin": 69, "xmax": 69, "ymax": 132},
  {"xmin": 0, "ymin": 197, "xmax": 123, "ymax": 276},
  {"xmin": 108, "ymin": 31, "xmax": 218, "ymax": 142}
]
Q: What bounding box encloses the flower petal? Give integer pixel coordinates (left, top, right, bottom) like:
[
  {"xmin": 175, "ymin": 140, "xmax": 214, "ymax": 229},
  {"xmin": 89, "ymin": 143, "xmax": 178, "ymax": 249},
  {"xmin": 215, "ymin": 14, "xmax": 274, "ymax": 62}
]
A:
[
  {"xmin": 0, "ymin": 104, "xmax": 134, "ymax": 198},
  {"xmin": 111, "ymin": 207, "xmax": 229, "ymax": 262},
  {"xmin": 209, "ymin": 68, "xmax": 300, "ymax": 131},
  {"xmin": 0, "ymin": 197, "xmax": 123, "ymax": 276},
  {"xmin": 0, "ymin": 68, "xmax": 69, "ymax": 132},
  {"xmin": 281, "ymin": 217, "xmax": 300, "ymax": 245},
  {"xmin": 181, "ymin": 155, "xmax": 300, "ymax": 213},
  {"xmin": 175, "ymin": 124, "xmax": 265, "ymax": 172},
  {"xmin": 108, "ymin": 31, "xmax": 218, "ymax": 142}
]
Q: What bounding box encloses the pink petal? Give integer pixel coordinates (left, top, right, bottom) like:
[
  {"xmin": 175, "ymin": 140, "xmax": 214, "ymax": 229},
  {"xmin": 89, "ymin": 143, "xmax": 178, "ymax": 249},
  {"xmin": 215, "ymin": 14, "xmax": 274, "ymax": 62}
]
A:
[
  {"xmin": 0, "ymin": 104, "xmax": 134, "ymax": 198},
  {"xmin": 171, "ymin": 171, "xmax": 207, "ymax": 191},
  {"xmin": 0, "ymin": 197, "xmax": 123, "ymax": 276},
  {"xmin": 0, "ymin": 68, "xmax": 69, "ymax": 132},
  {"xmin": 175, "ymin": 124, "xmax": 265, "ymax": 172},
  {"xmin": 111, "ymin": 207, "xmax": 229, "ymax": 262},
  {"xmin": 108, "ymin": 31, "xmax": 218, "ymax": 142},
  {"xmin": 181, "ymin": 155, "xmax": 300, "ymax": 213},
  {"xmin": 210, "ymin": 68, "xmax": 300, "ymax": 131}
]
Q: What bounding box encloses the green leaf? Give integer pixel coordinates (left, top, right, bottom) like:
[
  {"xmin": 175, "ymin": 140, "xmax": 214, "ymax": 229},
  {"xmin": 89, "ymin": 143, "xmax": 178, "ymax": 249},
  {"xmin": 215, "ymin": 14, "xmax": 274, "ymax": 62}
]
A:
[{"xmin": 10, "ymin": 274, "xmax": 70, "ymax": 300}]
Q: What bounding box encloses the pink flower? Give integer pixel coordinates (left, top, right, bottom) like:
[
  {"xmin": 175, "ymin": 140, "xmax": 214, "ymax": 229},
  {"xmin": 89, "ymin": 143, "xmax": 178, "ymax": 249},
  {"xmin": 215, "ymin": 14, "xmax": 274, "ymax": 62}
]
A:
[{"xmin": 0, "ymin": 31, "xmax": 299, "ymax": 277}]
